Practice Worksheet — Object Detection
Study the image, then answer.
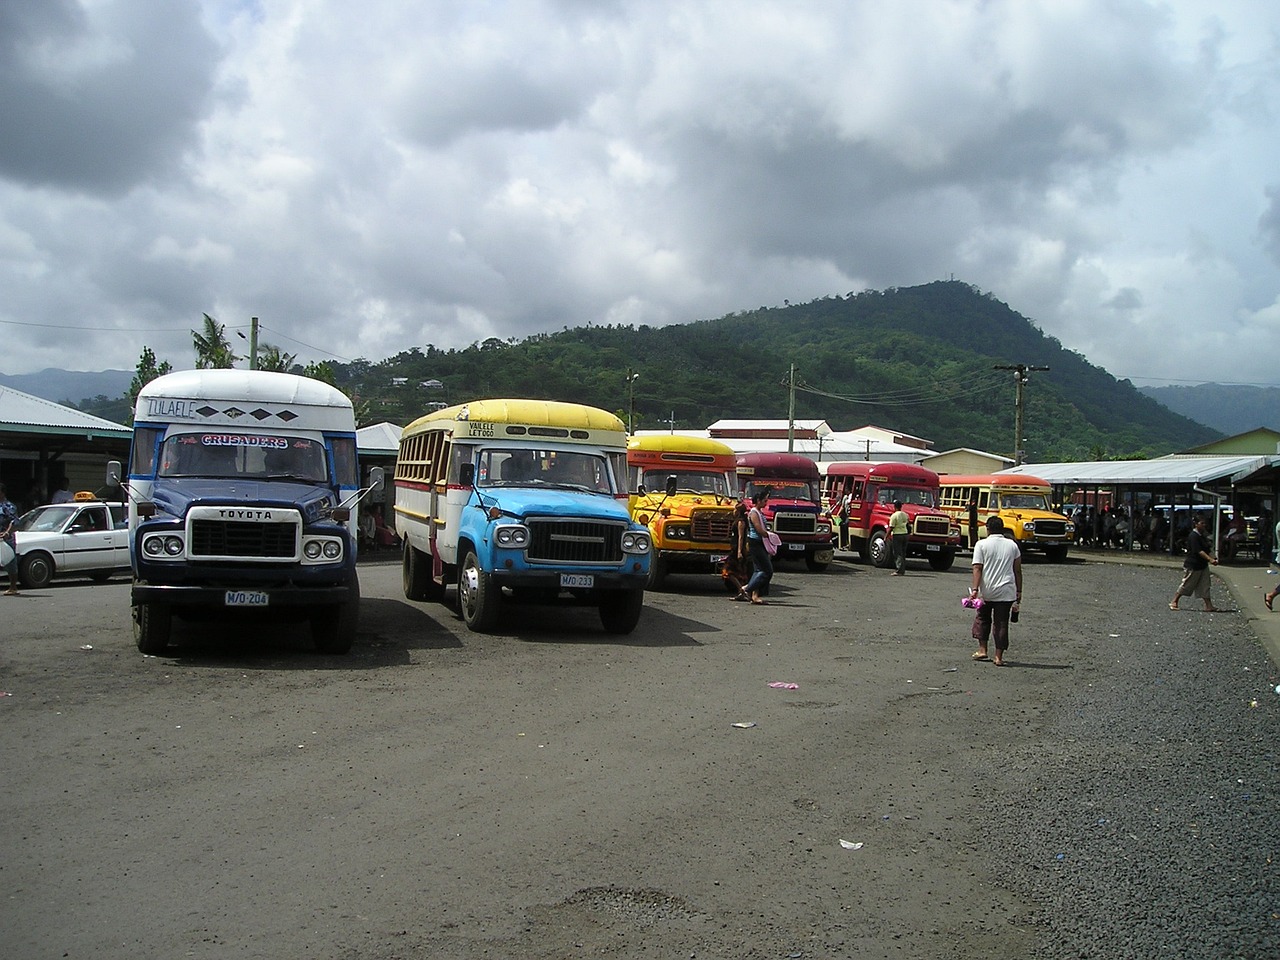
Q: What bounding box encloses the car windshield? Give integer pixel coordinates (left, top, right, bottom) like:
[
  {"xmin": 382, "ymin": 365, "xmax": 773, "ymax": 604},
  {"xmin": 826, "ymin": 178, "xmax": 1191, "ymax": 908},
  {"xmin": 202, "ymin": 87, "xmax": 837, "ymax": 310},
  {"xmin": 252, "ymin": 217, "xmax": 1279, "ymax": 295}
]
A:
[
  {"xmin": 158, "ymin": 433, "xmax": 329, "ymax": 482},
  {"xmin": 478, "ymin": 448, "xmax": 611, "ymax": 493},
  {"xmin": 875, "ymin": 486, "xmax": 937, "ymax": 508},
  {"xmin": 15, "ymin": 505, "xmax": 77, "ymax": 532},
  {"xmin": 640, "ymin": 470, "xmax": 732, "ymax": 496},
  {"xmin": 744, "ymin": 478, "xmax": 819, "ymax": 504},
  {"xmin": 1000, "ymin": 493, "xmax": 1050, "ymax": 510}
]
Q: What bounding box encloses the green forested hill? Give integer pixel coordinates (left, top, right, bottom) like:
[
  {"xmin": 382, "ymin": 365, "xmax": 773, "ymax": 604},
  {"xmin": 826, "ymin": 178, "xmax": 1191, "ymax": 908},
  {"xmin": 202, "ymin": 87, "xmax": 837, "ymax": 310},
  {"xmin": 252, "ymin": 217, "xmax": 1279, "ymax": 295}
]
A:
[{"xmin": 334, "ymin": 280, "xmax": 1218, "ymax": 460}]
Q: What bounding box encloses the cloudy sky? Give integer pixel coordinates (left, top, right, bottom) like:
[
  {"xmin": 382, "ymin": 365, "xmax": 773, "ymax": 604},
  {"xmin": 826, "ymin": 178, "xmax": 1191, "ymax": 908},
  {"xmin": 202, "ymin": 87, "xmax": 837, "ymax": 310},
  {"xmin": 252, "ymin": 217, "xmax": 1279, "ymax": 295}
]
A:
[{"xmin": 2, "ymin": 0, "xmax": 1278, "ymax": 387}]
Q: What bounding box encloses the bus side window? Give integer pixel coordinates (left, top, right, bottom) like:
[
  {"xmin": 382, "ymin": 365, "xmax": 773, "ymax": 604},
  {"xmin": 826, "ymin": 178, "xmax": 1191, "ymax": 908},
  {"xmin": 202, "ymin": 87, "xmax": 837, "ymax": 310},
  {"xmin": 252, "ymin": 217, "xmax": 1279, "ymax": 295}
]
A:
[
  {"xmin": 851, "ymin": 481, "xmax": 864, "ymax": 501},
  {"xmin": 130, "ymin": 427, "xmax": 163, "ymax": 477},
  {"xmin": 978, "ymin": 490, "xmax": 990, "ymax": 509}
]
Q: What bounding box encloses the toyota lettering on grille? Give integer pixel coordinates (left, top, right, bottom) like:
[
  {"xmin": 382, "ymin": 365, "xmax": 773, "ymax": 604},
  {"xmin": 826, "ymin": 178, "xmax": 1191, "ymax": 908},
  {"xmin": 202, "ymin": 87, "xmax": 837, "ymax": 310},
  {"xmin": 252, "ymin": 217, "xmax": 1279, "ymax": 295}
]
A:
[{"xmin": 216, "ymin": 508, "xmax": 274, "ymax": 521}]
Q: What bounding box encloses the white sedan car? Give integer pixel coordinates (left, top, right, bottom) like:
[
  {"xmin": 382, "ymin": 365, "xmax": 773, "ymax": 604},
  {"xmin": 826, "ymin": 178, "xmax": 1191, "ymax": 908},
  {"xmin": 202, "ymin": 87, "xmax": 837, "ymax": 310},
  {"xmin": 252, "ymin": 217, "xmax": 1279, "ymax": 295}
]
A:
[{"xmin": 13, "ymin": 501, "xmax": 130, "ymax": 588}]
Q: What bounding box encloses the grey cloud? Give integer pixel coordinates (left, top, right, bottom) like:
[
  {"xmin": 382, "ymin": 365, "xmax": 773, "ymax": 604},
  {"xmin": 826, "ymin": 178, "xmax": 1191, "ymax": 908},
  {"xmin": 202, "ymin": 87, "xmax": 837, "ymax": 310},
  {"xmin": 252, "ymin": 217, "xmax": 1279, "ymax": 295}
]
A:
[
  {"xmin": 1260, "ymin": 185, "xmax": 1280, "ymax": 263},
  {"xmin": 0, "ymin": 0, "xmax": 219, "ymax": 195}
]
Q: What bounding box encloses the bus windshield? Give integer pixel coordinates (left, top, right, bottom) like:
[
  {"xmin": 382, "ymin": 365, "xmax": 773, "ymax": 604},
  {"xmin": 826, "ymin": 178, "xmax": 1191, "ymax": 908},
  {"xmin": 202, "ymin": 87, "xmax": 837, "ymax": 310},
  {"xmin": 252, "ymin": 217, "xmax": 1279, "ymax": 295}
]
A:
[
  {"xmin": 639, "ymin": 469, "xmax": 732, "ymax": 497},
  {"xmin": 875, "ymin": 485, "xmax": 937, "ymax": 508},
  {"xmin": 744, "ymin": 478, "xmax": 819, "ymax": 504},
  {"xmin": 158, "ymin": 434, "xmax": 329, "ymax": 482},
  {"xmin": 480, "ymin": 448, "xmax": 612, "ymax": 493},
  {"xmin": 1000, "ymin": 493, "xmax": 1050, "ymax": 510}
]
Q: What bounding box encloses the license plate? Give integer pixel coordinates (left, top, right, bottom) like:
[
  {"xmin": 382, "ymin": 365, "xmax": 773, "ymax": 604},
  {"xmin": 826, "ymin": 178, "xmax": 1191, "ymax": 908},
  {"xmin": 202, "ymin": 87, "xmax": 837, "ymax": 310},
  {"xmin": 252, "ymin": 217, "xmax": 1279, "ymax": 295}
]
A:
[
  {"xmin": 560, "ymin": 573, "xmax": 594, "ymax": 589},
  {"xmin": 788, "ymin": 542, "xmax": 805, "ymax": 551},
  {"xmin": 926, "ymin": 543, "xmax": 940, "ymax": 551},
  {"xmin": 225, "ymin": 590, "xmax": 269, "ymax": 607},
  {"xmin": 710, "ymin": 554, "xmax": 728, "ymax": 563}
]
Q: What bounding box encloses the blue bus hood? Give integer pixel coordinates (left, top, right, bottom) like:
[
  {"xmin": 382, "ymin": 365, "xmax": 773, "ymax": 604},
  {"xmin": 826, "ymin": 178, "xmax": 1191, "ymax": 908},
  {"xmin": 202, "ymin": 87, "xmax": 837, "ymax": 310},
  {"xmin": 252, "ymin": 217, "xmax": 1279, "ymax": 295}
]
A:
[
  {"xmin": 149, "ymin": 478, "xmax": 339, "ymax": 524},
  {"xmin": 482, "ymin": 487, "xmax": 633, "ymax": 523}
]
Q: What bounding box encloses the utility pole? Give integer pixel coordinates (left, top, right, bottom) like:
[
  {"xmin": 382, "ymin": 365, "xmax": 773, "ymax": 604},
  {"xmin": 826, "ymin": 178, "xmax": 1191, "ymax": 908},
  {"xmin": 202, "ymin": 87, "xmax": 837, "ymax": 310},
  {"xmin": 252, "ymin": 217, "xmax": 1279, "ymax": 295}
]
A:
[
  {"xmin": 994, "ymin": 363, "xmax": 1049, "ymax": 466},
  {"xmin": 625, "ymin": 369, "xmax": 639, "ymax": 434},
  {"xmin": 249, "ymin": 316, "xmax": 259, "ymax": 370},
  {"xmin": 786, "ymin": 362, "xmax": 797, "ymax": 453}
]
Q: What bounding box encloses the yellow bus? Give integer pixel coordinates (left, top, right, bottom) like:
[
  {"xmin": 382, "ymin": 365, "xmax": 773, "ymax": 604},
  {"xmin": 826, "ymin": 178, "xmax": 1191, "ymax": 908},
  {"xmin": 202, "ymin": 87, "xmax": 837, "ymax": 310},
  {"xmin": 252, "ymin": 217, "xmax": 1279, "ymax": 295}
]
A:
[
  {"xmin": 627, "ymin": 434, "xmax": 738, "ymax": 588},
  {"xmin": 394, "ymin": 399, "xmax": 652, "ymax": 633},
  {"xmin": 937, "ymin": 473, "xmax": 1075, "ymax": 562}
]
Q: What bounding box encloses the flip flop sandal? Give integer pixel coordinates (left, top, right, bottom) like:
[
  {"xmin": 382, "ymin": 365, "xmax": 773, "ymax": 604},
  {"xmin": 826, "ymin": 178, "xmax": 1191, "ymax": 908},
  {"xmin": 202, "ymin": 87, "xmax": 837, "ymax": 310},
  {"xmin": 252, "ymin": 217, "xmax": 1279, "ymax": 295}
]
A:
[{"xmin": 1265, "ymin": 595, "xmax": 1273, "ymax": 612}]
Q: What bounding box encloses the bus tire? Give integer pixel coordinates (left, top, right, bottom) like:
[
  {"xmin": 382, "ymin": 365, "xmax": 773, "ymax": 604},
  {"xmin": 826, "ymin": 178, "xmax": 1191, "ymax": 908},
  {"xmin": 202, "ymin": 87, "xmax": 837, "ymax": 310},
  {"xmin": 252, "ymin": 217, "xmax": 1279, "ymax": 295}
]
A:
[
  {"xmin": 599, "ymin": 589, "xmax": 644, "ymax": 634},
  {"xmin": 1044, "ymin": 545, "xmax": 1069, "ymax": 563},
  {"xmin": 927, "ymin": 549, "xmax": 956, "ymax": 572},
  {"xmin": 458, "ymin": 547, "xmax": 499, "ymax": 632},
  {"xmin": 804, "ymin": 553, "xmax": 830, "ymax": 573},
  {"xmin": 646, "ymin": 555, "xmax": 668, "ymax": 591},
  {"xmin": 403, "ymin": 540, "xmax": 443, "ymax": 601},
  {"xmin": 868, "ymin": 530, "xmax": 891, "ymax": 568},
  {"xmin": 133, "ymin": 602, "xmax": 172, "ymax": 655},
  {"xmin": 312, "ymin": 575, "xmax": 359, "ymax": 654}
]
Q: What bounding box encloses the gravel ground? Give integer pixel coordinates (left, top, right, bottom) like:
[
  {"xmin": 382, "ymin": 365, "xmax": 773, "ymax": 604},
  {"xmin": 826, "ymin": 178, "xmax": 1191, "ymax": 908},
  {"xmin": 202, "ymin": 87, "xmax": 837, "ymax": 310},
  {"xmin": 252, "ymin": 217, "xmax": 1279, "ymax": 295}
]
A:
[
  {"xmin": 967, "ymin": 562, "xmax": 1280, "ymax": 960},
  {"xmin": 1, "ymin": 555, "xmax": 1276, "ymax": 959}
]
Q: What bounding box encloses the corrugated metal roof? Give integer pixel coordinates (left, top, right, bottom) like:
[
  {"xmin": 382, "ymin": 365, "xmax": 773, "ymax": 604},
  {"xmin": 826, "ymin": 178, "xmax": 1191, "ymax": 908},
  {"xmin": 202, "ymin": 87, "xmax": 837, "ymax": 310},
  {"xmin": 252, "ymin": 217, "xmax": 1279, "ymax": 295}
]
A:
[
  {"xmin": 1000, "ymin": 456, "xmax": 1275, "ymax": 486},
  {"xmin": 356, "ymin": 421, "xmax": 402, "ymax": 456},
  {"xmin": 0, "ymin": 385, "xmax": 131, "ymax": 438}
]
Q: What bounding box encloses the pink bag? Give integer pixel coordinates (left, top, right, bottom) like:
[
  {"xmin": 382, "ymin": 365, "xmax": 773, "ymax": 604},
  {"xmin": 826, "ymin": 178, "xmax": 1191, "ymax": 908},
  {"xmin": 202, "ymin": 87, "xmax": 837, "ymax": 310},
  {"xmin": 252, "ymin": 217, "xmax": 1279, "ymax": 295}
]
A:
[{"xmin": 764, "ymin": 532, "xmax": 782, "ymax": 556}]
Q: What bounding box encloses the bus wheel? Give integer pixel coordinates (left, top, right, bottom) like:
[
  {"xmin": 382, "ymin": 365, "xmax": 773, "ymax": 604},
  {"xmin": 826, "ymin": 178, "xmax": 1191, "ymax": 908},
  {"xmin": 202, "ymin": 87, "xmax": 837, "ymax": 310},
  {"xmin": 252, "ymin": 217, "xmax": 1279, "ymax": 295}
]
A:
[
  {"xmin": 646, "ymin": 555, "xmax": 668, "ymax": 591},
  {"xmin": 458, "ymin": 548, "xmax": 499, "ymax": 632},
  {"xmin": 1044, "ymin": 545, "xmax": 1069, "ymax": 563},
  {"xmin": 868, "ymin": 530, "xmax": 891, "ymax": 568},
  {"xmin": 599, "ymin": 589, "xmax": 644, "ymax": 634},
  {"xmin": 927, "ymin": 549, "xmax": 956, "ymax": 572},
  {"xmin": 403, "ymin": 540, "xmax": 443, "ymax": 601},
  {"xmin": 133, "ymin": 602, "xmax": 172, "ymax": 655},
  {"xmin": 804, "ymin": 553, "xmax": 830, "ymax": 573},
  {"xmin": 313, "ymin": 575, "xmax": 359, "ymax": 654}
]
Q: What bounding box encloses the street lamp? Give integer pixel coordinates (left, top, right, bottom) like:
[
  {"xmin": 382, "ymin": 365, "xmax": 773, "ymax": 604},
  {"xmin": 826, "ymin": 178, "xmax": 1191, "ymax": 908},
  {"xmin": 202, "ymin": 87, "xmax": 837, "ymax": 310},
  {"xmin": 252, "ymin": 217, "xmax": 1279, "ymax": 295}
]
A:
[{"xmin": 625, "ymin": 370, "xmax": 640, "ymax": 434}]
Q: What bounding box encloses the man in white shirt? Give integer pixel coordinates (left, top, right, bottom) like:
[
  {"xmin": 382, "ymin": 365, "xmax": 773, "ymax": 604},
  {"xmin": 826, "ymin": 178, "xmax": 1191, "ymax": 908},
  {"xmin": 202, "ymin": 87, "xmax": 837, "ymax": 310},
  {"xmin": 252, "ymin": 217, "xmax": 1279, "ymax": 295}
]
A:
[{"xmin": 969, "ymin": 516, "xmax": 1022, "ymax": 666}]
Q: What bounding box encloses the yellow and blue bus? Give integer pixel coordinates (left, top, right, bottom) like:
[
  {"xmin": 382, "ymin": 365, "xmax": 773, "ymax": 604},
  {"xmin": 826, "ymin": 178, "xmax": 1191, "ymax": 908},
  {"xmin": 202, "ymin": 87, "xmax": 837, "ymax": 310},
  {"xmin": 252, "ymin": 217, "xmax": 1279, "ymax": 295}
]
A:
[{"xmin": 394, "ymin": 399, "xmax": 651, "ymax": 633}]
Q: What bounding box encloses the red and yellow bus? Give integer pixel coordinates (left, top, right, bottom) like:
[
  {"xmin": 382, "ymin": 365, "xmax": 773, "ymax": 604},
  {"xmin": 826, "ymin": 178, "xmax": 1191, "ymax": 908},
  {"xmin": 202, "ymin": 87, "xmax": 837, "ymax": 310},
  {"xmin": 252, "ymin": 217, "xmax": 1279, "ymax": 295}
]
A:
[{"xmin": 821, "ymin": 461, "xmax": 961, "ymax": 570}]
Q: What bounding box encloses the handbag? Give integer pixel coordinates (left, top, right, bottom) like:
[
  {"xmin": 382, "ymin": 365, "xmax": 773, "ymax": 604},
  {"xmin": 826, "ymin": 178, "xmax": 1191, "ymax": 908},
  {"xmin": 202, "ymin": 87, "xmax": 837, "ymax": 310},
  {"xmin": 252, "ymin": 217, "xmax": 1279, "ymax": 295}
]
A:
[{"xmin": 764, "ymin": 531, "xmax": 782, "ymax": 556}]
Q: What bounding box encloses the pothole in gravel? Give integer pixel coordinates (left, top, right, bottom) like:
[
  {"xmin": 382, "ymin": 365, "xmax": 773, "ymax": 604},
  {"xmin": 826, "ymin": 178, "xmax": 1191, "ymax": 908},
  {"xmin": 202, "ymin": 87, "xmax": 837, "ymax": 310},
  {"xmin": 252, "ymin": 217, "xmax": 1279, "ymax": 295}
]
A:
[{"xmin": 560, "ymin": 886, "xmax": 707, "ymax": 927}]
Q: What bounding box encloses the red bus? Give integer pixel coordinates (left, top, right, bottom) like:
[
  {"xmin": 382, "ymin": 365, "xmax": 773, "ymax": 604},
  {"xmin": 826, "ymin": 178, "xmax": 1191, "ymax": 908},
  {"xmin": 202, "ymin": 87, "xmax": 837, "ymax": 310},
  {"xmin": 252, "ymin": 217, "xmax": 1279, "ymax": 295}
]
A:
[
  {"xmin": 735, "ymin": 453, "xmax": 834, "ymax": 572},
  {"xmin": 821, "ymin": 461, "xmax": 961, "ymax": 570}
]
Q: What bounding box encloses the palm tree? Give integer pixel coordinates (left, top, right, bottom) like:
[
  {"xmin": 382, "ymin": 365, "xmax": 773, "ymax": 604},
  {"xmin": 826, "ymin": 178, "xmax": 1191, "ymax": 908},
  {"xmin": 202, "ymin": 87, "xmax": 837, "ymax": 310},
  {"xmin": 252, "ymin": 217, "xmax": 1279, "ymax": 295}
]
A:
[{"xmin": 192, "ymin": 313, "xmax": 239, "ymax": 369}]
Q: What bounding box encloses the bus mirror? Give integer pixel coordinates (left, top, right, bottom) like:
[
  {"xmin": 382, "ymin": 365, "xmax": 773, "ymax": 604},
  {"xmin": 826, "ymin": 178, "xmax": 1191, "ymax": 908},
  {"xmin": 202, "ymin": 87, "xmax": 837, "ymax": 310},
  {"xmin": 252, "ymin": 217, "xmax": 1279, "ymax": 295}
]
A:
[
  {"xmin": 367, "ymin": 466, "xmax": 385, "ymax": 496},
  {"xmin": 460, "ymin": 463, "xmax": 475, "ymax": 487},
  {"xmin": 665, "ymin": 475, "xmax": 678, "ymax": 496},
  {"xmin": 106, "ymin": 460, "xmax": 122, "ymax": 486},
  {"xmin": 637, "ymin": 484, "xmax": 647, "ymax": 496}
]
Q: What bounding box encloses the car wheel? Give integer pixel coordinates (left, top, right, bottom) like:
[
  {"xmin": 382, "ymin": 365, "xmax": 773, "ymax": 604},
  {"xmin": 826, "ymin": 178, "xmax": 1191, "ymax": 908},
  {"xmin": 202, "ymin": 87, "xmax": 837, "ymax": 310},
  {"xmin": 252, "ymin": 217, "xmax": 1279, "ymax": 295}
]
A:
[
  {"xmin": 312, "ymin": 574, "xmax": 359, "ymax": 654},
  {"xmin": 458, "ymin": 547, "xmax": 499, "ymax": 632},
  {"xmin": 868, "ymin": 530, "xmax": 891, "ymax": 568},
  {"xmin": 927, "ymin": 549, "xmax": 956, "ymax": 572},
  {"xmin": 19, "ymin": 552, "xmax": 54, "ymax": 589},
  {"xmin": 599, "ymin": 589, "xmax": 644, "ymax": 634},
  {"xmin": 133, "ymin": 602, "xmax": 172, "ymax": 655}
]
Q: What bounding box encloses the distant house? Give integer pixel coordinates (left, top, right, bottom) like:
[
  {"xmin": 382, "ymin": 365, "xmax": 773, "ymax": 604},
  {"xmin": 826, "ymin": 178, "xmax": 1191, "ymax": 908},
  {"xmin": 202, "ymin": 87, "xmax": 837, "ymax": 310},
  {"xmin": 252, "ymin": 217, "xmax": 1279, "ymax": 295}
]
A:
[
  {"xmin": 420, "ymin": 379, "xmax": 444, "ymax": 390},
  {"xmin": 390, "ymin": 377, "xmax": 409, "ymax": 387},
  {"xmin": 1183, "ymin": 428, "xmax": 1280, "ymax": 457},
  {"xmin": 921, "ymin": 448, "xmax": 1014, "ymax": 475}
]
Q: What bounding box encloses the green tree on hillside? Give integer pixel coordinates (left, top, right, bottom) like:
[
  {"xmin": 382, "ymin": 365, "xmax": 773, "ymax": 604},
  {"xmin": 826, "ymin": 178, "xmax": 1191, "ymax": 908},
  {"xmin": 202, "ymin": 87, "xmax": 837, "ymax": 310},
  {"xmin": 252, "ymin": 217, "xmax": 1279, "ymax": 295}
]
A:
[{"xmin": 127, "ymin": 346, "xmax": 173, "ymax": 419}]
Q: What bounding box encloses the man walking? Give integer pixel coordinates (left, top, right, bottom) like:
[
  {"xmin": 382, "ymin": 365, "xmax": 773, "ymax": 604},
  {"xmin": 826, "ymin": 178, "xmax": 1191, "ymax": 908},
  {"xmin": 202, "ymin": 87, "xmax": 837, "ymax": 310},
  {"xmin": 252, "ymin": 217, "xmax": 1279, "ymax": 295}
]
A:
[
  {"xmin": 889, "ymin": 500, "xmax": 909, "ymax": 575},
  {"xmin": 970, "ymin": 516, "xmax": 1022, "ymax": 666},
  {"xmin": 1170, "ymin": 514, "xmax": 1219, "ymax": 612}
]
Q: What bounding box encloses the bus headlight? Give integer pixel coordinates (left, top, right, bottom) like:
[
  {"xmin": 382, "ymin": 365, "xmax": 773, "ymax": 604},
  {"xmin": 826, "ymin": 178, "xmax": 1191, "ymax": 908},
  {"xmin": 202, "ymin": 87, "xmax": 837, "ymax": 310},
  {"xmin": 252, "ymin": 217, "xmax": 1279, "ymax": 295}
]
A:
[
  {"xmin": 302, "ymin": 536, "xmax": 343, "ymax": 564},
  {"xmin": 666, "ymin": 524, "xmax": 690, "ymax": 540},
  {"xmin": 622, "ymin": 531, "xmax": 651, "ymax": 554},
  {"xmin": 816, "ymin": 521, "xmax": 832, "ymax": 536},
  {"xmin": 142, "ymin": 534, "xmax": 184, "ymax": 559},
  {"xmin": 495, "ymin": 524, "xmax": 529, "ymax": 547}
]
